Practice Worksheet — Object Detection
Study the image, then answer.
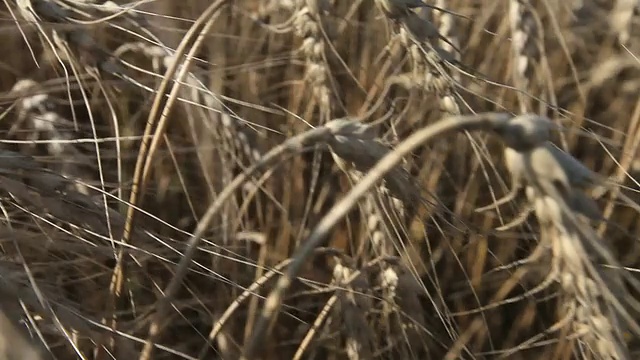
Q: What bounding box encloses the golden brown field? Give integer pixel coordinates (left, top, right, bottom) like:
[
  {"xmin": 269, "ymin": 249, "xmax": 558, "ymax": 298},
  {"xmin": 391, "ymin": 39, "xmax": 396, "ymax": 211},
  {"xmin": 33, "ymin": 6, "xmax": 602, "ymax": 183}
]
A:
[{"xmin": 0, "ymin": 0, "xmax": 639, "ymax": 359}]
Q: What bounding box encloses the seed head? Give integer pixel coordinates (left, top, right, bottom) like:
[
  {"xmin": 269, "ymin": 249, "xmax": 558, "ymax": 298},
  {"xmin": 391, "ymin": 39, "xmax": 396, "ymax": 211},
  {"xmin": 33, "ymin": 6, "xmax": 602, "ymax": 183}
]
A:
[
  {"xmin": 375, "ymin": 0, "xmax": 434, "ymax": 18},
  {"xmin": 492, "ymin": 114, "xmax": 559, "ymax": 151}
]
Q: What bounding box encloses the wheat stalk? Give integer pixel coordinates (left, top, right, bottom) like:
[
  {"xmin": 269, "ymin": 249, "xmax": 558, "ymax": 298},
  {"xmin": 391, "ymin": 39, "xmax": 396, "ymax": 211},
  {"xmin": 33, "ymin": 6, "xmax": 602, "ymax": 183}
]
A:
[
  {"xmin": 434, "ymin": 0, "xmax": 461, "ymax": 78},
  {"xmin": 509, "ymin": 0, "xmax": 541, "ymax": 113},
  {"xmin": 610, "ymin": 0, "xmax": 638, "ymax": 45},
  {"xmin": 10, "ymin": 79, "xmax": 93, "ymax": 194},
  {"xmin": 332, "ymin": 261, "xmax": 375, "ymax": 360},
  {"xmin": 290, "ymin": 0, "xmax": 336, "ymax": 121},
  {"xmin": 242, "ymin": 112, "xmax": 512, "ymax": 358},
  {"xmin": 491, "ymin": 114, "xmax": 635, "ymax": 359},
  {"xmin": 391, "ymin": 16, "xmax": 462, "ymax": 115}
]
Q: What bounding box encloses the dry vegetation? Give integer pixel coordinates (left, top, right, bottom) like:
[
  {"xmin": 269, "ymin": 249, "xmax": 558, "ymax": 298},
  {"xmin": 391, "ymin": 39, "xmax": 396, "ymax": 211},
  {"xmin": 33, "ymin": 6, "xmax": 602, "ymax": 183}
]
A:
[{"xmin": 0, "ymin": 0, "xmax": 640, "ymax": 359}]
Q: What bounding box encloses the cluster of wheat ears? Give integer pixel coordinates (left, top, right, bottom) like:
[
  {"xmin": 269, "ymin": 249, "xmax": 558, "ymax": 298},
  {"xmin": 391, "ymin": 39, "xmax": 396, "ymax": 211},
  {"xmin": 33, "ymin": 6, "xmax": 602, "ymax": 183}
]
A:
[{"xmin": 0, "ymin": 0, "xmax": 639, "ymax": 359}]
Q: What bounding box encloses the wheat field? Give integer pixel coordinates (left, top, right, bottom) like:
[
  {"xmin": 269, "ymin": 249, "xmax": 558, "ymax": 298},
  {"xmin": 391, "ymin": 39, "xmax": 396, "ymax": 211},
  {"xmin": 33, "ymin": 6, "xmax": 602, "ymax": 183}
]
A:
[{"xmin": 0, "ymin": 0, "xmax": 639, "ymax": 359}]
